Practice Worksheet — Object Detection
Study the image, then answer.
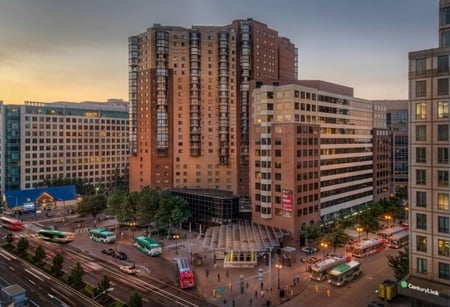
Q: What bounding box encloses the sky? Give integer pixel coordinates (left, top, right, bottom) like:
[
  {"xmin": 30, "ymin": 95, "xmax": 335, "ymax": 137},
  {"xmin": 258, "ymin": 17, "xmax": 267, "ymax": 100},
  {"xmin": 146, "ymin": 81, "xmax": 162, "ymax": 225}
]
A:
[{"xmin": 0, "ymin": 0, "xmax": 439, "ymax": 104}]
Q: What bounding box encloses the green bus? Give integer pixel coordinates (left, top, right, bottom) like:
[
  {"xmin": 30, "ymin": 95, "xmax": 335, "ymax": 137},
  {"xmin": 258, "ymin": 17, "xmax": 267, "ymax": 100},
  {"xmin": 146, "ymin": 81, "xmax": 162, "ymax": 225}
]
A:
[
  {"xmin": 134, "ymin": 236, "xmax": 162, "ymax": 256},
  {"xmin": 89, "ymin": 228, "xmax": 116, "ymax": 243},
  {"xmin": 38, "ymin": 229, "xmax": 75, "ymax": 243}
]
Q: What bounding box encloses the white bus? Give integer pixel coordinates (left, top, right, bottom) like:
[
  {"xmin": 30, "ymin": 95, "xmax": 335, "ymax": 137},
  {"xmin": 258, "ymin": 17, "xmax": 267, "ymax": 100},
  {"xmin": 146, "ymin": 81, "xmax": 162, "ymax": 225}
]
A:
[
  {"xmin": 310, "ymin": 255, "xmax": 348, "ymax": 281},
  {"xmin": 387, "ymin": 230, "xmax": 409, "ymax": 249},
  {"xmin": 89, "ymin": 228, "xmax": 116, "ymax": 243},
  {"xmin": 377, "ymin": 226, "xmax": 404, "ymax": 239},
  {"xmin": 352, "ymin": 238, "xmax": 386, "ymax": 258},
  {"xmin": 328, "ymin": 260, "xmax": 361, "ymax": 286}
]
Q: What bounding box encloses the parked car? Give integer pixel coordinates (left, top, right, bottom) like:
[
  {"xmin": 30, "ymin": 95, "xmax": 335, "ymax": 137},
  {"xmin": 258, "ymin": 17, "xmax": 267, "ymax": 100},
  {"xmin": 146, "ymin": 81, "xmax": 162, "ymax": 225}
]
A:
[
  {"xmin": 101, "ymin": 248, "xmax": 115, "ymax": 256},
  {"xmin": 112, "ymin": 251, "xmax": 127, "ymax": 260}
]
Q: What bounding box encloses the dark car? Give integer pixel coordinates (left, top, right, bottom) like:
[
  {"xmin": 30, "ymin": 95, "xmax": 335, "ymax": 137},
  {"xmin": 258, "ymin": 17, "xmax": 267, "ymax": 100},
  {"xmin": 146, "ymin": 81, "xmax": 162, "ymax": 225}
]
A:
[
  {"xmin": 101, "ymin": 248, "xmax": 115, "ymax": 256},
  {"xmin": 113, "ymin": 251, "xmax": 127, "ymax": 260}
]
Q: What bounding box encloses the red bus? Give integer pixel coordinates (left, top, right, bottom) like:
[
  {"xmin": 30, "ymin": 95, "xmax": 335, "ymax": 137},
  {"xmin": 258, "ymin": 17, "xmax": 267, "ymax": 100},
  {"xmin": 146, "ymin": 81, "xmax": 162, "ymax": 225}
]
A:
[
  {"xmin": 352, "ymin": 238, "xmax": 386, "ymax": 258},
  {"xmin": 0, "ymin": 217, "xmax": 23, "ymax": 231},
  {"xmin": 175, "ymin": 258, "xmax": 195, "ymax": 289}
]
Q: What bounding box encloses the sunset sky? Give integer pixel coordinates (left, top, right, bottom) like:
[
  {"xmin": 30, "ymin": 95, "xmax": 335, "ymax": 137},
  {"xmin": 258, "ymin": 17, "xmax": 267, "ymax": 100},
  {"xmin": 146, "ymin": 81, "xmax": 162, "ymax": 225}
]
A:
[{"xmin": 0, "ymin": 0, "xmax": 439, "ymax": 104}]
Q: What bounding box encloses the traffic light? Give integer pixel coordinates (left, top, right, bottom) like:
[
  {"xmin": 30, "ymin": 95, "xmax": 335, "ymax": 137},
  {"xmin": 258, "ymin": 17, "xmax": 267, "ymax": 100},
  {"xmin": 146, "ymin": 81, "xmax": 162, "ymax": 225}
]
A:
[{"xmin": 228, "ymin": 283, "xmax": 232, "ymax": 291}]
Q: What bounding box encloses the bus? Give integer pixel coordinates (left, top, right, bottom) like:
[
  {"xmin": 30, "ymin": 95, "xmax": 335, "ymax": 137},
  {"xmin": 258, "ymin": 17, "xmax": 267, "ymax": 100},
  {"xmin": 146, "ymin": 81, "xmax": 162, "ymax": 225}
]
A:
[
  {"xmin": 89, "ymin": 228, "xmax": 116, "ymax": 243},
  {"xmin": 387, "ymin": 230, "xmax": 409, "ymax": 249},
  {"xmin": 328, "ymin": 260, "xmax": 361, "ymax": 286},
  {"xmin": 175, "ymin": 258, "xmax": 195, "ymax": 289},
  {"xmin": 134, "ymin": 236, "xmax": 162, "ymax": 256},
  {"xmin": 310, "ymin": 255, "xmax": 348, "ymax": 281},
  {"xmin": 377, "ymin": 226, "xmax": 405, "ymax": 240},
  {"xmin": 352, "ymin": 238, "xmax": 386, "ymax": 258},
  {"xmin": 0, "ymin": 217, "xmax": 23, "ymax": 231},
  {"xmin": 38, "ymin": 229, "xmax": 75, "ymax": 243}
]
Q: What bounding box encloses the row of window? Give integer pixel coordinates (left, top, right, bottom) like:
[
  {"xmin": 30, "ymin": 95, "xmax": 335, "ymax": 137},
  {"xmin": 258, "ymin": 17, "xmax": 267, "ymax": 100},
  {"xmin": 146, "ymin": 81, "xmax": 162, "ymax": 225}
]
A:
[
  {"xmin": 416, "ymin": 147, "xmax": 450, "ymax": 164},
  {"xmin": 415, "ymin": 213, "xmax": 450, "ymax": 233},
  {"xmin": 415, "ymin": 101, "xmax": 449, "ymax": 120},
  {"xmin": 415, "ymin": 124, "xmax": 450, "ymax": 141},
  {"xmin": 416, "ymin": 191, "xmax": 449, "ymax": 210},
  {"xmin": 416, "ymin": 258, "xmax": 450, "ymax": 281},
  {"xmin": 415, "ymin": 79, "xmax": 449, "ymax": 98},
  {"xmin": 416, "ymin": 236, "xmax": 450, "ymax": 257},
  {"xmin": 416, "ymin": 169, "xmax": 450, "ymax": 187}
]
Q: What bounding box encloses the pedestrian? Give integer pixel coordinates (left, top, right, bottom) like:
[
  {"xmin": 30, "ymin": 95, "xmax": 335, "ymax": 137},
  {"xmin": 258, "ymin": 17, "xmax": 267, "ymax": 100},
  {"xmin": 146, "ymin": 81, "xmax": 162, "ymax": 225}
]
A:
[
  {"xmin": 232, "ymin": 298, "xmax": 235, "ymax": 307},
  {"xmin": 206, "ymin": 268, "xmax": 209, "ymax": 278},
  {"xmin": 255, "ymin": 290, "xmax": 258, "ymax": 298},
  {"xmin": 223, "ymin": 298, "xmax": 227, "ymax": 307},
  {"xmin": 249, "ymin": 298, "xmax": 253, "ymax": 306},
  {"xmin": 226, "ymin": 270, "xmax": 229, "ymax": 278},
  {"xmin": 293, "ymin": 277, "xmax": 296, "ymax": 286},
  {"xmin": 296, "ymin": 274, "xmax": 300, "ymax": 284},
  {"xmin": 261, "ymin": 290, "xmax": 265, "ymax": 298},
  {"xmin": 260, "ymin": 282, "xmax": 264, "ymax": 290},
  {"xmin": 217, "ymin": 273, "xmax": 221, "ymax": 282}
]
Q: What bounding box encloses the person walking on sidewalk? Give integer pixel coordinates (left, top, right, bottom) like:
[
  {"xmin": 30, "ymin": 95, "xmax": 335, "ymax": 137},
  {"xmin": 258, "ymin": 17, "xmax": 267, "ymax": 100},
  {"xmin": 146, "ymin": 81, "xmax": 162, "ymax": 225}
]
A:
[{"xmin": 217, "ymin": 273, "xmax": 221, "ymax": 282}]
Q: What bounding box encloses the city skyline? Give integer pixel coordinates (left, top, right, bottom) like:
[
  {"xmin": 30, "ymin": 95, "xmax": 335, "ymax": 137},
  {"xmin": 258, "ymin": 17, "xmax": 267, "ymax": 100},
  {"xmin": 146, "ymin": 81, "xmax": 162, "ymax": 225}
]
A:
[{"xmin": 0, "ymin": 0, "xmax": 438, "ymax": 104}]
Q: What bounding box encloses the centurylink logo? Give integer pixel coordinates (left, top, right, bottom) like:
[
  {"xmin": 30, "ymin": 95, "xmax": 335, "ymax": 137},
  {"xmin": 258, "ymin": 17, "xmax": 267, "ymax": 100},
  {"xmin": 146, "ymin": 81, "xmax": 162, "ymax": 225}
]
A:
[{"xmin": 400, "ymin": 280, "xmax": 439, "ymax": 296}]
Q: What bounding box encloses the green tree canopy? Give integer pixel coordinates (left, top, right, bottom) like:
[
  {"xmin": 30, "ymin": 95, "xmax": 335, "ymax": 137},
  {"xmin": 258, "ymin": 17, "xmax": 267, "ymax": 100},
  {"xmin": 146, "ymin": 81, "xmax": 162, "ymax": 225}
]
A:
[
  {"xmin": 68, "ymin": 262, "xmax": 85, "ymax": 290},
  {"xmin": 128, "ymin": 292, "xmax": 143, "ymax": 307},
  {"xmin": 51, "ymin": 252, "xmax": 64, "ymax": 277},
  {"xmin": 77, "ymin": 194, "xmax": 107, "ymax": 219},
  {"xmin": 301, "ymin": 223, "xmax": 322, "ymax": 245},
  {"xmin": 387, "ymin": 247, "xmax": 409, "ymax": 281},
  {"xmin": 15, "ymin": 237, "xmax": 29, "ymax": 257},
  {"xmin": 32, "ymin": 245, "xmax": 46, "ymax": 265},
  {"xmin": 324, "ymin": 227, "xmax": 349, "ymax": 253}
]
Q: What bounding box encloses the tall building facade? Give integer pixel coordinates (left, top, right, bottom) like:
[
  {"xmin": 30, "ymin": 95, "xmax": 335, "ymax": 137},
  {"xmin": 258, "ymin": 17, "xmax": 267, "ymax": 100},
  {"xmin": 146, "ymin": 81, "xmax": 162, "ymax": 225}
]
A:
[
  {"xmin": 0, "ymin": 101, "xmax": 4, "ymax": 197},
  {"xmin": 250, "ymin": 81, "xmax": 376, "ymax": 246},
  {"xmin": 2, "ymin": 100, "xmax": 129, "ymax": 192},
  {"xmin": 128, "ymin": 19, "xmax": 297, "ymax": 198},
  {"xmin": 405, "ymin": 0, "xmax": 450, "ymax": 304},
  {"xmin": 385, "ymin": 100, "xmax": 409, "ymax": 193}
]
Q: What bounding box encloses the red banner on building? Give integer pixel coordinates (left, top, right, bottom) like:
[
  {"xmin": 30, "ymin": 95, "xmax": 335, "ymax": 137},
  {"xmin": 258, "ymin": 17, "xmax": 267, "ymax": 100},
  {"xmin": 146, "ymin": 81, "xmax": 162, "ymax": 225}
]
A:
[{"xmin": 282, "ymin": 190, "xmax": 293, "ymax": 212}]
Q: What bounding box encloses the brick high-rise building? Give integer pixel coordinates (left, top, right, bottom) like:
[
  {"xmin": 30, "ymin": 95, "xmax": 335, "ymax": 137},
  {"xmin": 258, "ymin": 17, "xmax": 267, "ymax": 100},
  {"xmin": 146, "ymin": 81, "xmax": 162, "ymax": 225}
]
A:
[{"xmin": 128, "ymin": 19, "xmax": 297, "ymax": 197}]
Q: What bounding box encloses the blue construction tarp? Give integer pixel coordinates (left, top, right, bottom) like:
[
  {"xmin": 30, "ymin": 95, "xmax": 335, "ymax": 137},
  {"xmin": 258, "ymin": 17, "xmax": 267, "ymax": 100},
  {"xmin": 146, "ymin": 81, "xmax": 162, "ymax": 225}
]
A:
[{"xmin": 3, "ymin": 185, "xmax": 77, "ymax": 209}]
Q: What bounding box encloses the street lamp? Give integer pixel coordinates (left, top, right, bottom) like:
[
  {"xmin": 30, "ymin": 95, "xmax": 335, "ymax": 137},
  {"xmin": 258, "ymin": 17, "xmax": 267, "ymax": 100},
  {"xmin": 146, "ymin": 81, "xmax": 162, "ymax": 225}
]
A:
[
  {"xmin": 320, "ymin": 241, "xmax": 328, "ymax": 258},
  {"xmin": 93, "ymin": 287, "xmax": 114, "ymax": 300},
  {"xmin": 356, "ymin": 226, "xmax": 364, "ymax": 242},
  {"xmin": 173, "ymin": 234, "xmax": 180, "ymax": 254},
  {"xmin": 130, "ymin": 221, "xmax": 137, "ymax": 240},
  {"xmin": 384, "ymin": 215, "xmax": 392, "ymax": 228},
  {"xmin": 275, "ymin": 263, "xmax": 282, "ymax": 289}
]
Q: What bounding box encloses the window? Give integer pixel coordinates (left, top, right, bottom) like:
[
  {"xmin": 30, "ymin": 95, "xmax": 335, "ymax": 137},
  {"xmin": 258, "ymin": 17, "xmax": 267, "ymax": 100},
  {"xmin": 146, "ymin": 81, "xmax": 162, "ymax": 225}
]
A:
[
  {"xmin": 416, "ymin": 213, "xmax": 427, "ymax": 230},
  {"xmin": 416, "ymin": 169, "xmax": 426, "ymax": 185},
  {"xmin": 416, "ymin": 58, "xmax": 426, "ymax": 75},
  {"xmin": 438, "ymin": 124, "xmax": 449, "ymax": 141},
  {"xmin": 415, "ymin": 102, "xmax": 427, "ymax": 119},
  {"xmin": 438, "ymin": 101, "xmax": 449, "ymax": 119},
  {"xmin": 438, "ymin": 216, "xmax": 450, "ymax": 234},
  {"xmin": 438, "ymin": 148, "xmax": 449, "ymax": 164},
  {"xmin": 438, "ymin": 239, "xmax": 450, "ymax": 257},
  {"xmin": 438, "ymin": 170, "xmax": 449, "ymax": 187},
  {"xmin": 438, "ymin": 78, "xmax": 449, "ymax": 96},
  {"xmin": 438, "ymin": 262, "xmax": 450, "ymax": 280},
  {"xmin": 438, "ymin": 55, "xmax": 449, "ymax": 73},
  {"xmin": 417, "ymin": 258, "xmax": 427, "ymax": 274},
  {"xmin": 416, "ymin": 147, "xmax": 426, "ymax": 163},
  {"xmin": 442, "ymin": 8, "xmax": 450, "ymax": 26},
  {"xmin": 416, "ymin": 235, "xmax": 427, "ymax": 252},
  {"xmin": 416, "ymin": 125, "xmax": 426, "ymax": 141},
  {"xmin": 416, "ymin": 191, "xmax": 427, "ymax": 208},
  {"xmin": 438, "ymin": 193, "xmax": 449, "ymax": 210},
  {"xmin": 416, "ymin": 80, "xmax": 426, "ymax": 97}
]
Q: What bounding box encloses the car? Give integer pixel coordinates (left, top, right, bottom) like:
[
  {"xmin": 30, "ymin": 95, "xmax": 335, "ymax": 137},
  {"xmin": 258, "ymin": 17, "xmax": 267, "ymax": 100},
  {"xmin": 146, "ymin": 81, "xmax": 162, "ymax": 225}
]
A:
[
  {"xmin": 112, "ymin": 251, "xmax": 127, "ymax": 260},
  {"xmin": 101, "ymin": 248, "xmax": 115, "ymax": 256},
  {"xmin": 301, "ymin": 246, "xmax": 318, "ymax": 255},
  {"xmin": 119, "ymin": 264, "xmax": 137, "ymax": 275}
]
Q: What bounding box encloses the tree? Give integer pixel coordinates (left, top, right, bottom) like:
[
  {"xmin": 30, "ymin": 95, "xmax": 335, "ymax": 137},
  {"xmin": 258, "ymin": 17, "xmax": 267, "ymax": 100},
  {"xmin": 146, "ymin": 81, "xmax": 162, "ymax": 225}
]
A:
[
  {"xmin": 387, "ymin": 247, "xmax": 409, "ymax": 281},
  {"xmin": 136, "ymin": 187, "xmax": 159, "ymax": 230},
  {"xmin": 170, "ymin": 196, "xmax": 191, "ymax": 229},
  {"xmin": 15, "ymin": 237, "xmax": 29, "ymax": 257},
  {"xmin": 324, "ymin": 227, "xmax": 349, "ymax": 254},
  {"xmin": 95, "ymin": 275, "xmax": 111, "ymax": 296},
  {"xmin": 51, "ymin": 253, "xmax": 64, "ymax": 277},
  {"xmin": 68, "ymin": 262, "xmax": 85, "ymax": 290},
  {"xmin": 5, "ymin": 233, "xmax": 14, "ymax": 246},
  {"xmin": 128, "ymin": 292, "xmax": 143, "ymax": 307},
  {"xmin": 77, "ymin": 194, "xmax": 107, "ymax": 220},
  {"xmin": 301, "ymin": 223, "xmax": 322, "ymax": 246},
  {"xmin": 107, "ymin": 189, "xmax": 127, "ymax": 222},
  {"xmin": 359, "ymin": 209, "xmax": 380, "ymax": 239},
  {"xmin": 32, "ymin": 245, "xmax": 46, "ymax": 265}
]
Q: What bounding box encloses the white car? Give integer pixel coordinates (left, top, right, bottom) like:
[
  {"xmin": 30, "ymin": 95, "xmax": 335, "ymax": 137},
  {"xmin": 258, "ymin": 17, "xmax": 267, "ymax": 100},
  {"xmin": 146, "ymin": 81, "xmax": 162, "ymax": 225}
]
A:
[{"xmin": 119, "ymin": 264, "xmax": 137, "ymax": 275}]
